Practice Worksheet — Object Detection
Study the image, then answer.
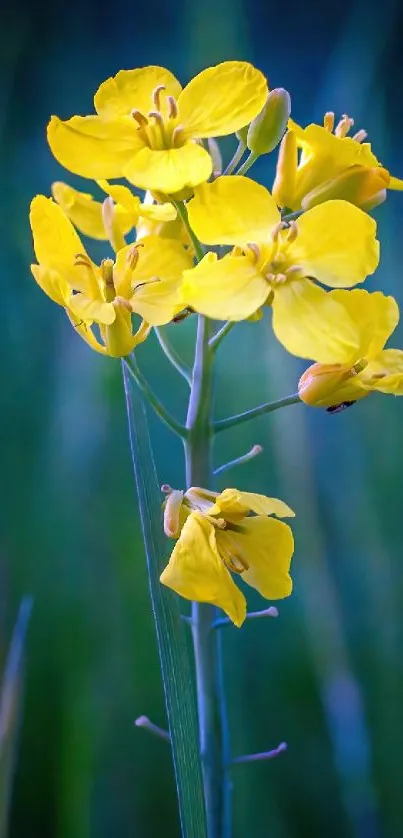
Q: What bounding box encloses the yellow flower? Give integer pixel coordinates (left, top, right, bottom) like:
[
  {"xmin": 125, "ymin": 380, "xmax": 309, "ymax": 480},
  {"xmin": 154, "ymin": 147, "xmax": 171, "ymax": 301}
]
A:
[
  {"xmin": 160, "ymin": 486, "xmax": 295, "ymax": 627},
  {"xmin": 298, "ymin": 289, "xmax": 403, "ymax": 407},
  {"xmin": 51, "ymin": 180, "xmax": 176, "ymax": 241},
  {"xmin": 47, "ymin": 62, "xmax": 268, "ymax": 194},
  {"xmin": 184, "ymin": 176, "xmax": 379, "ymax": 362},
  {"xmin": 273, "ymin": 113, "xmax": 403, "ymax": 211},
  {"xmin": 30, "ymin": 196, "xmax": 192, "ymax": 356}
]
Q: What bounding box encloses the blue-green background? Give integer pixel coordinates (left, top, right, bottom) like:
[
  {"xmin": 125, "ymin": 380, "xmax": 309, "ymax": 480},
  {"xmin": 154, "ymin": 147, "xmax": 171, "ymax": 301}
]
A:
[{"xmin": 2, "ymin": 0, "xmax": 403, "ymax": 835}]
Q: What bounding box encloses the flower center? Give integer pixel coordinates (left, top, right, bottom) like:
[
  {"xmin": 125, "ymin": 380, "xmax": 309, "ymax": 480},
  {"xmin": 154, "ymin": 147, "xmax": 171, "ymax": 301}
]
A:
[
  {"xmin": 323, "ymin": 111, "xmax": 367, "ymax": 144},
  {"xmin": 131, "ymin": 85, "xmax": 186, "ymax": 150},
  {"xmin": 241, "ymin": 220, "xmax": 302, "ymax": 288},
  {"xmin": 217, "ymin": 531, "xmax": 250, "ymax": 575}
]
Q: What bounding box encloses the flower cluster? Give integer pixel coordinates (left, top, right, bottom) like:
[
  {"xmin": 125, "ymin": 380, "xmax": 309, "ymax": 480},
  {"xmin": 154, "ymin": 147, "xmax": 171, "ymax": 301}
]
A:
[{"xmin": 31, "ymin": 61, "xmax": 403, "ymax": 624}]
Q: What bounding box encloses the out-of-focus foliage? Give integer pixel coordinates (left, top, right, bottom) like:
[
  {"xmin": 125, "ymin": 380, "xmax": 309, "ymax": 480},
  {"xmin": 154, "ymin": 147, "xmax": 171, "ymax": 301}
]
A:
[{"xmin": 1, "ymin": 0, "xmax": 403, "ymax": 836}]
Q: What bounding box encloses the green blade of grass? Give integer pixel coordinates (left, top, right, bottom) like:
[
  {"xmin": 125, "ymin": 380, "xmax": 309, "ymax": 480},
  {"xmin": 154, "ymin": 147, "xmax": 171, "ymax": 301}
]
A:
[
  {"xmin": 0, "ymin": 597, "xmax": 33, "ymax": 838},
  {"xmin": 122, "ymin": 363, "xmax": 207, "ymax": 838}
]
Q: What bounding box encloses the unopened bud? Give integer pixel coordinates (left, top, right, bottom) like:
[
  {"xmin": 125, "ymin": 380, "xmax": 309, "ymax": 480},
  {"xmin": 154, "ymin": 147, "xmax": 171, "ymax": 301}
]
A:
[
  {"xmin": 272, "ymin": 130, "xmax": 297, "ymax": 209},
  {"xmin": 163, "ymin": 489, "xmax": 184, "ymax": 538},
  {"xmin": 235, "ymin": 125, "xmax": 249, "ymax": 145},
  {"xmin": 301, "ymin": 165, "xmax": 390, "ymax": 210},
  {"xmin": 298, "ymin": 363, "xmax": 352, "ymax": 407},
  {"xmin": 247, "ymin": 88, "xmax": 291, "ymax": 155}
]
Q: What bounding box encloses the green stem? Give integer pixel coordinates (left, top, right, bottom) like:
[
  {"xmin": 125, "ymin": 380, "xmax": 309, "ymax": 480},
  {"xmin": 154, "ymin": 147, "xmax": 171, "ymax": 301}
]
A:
[
  {"xmin": 222, "ymin": 140, "xmax": 246, "ymax": 176},
  {"xmin": 282, "ymin": 209, "xmax": 304, "ymax": 222},
  {"xmin": 214, "ymin": 394, "xmax": 301, "ymax": 433},
  {"xmin": 173, "ymin": 200, "xmax": 205, "ymax": 262},
  {"xmin": 209, "ymin": 321, "xmax": 235, "ymax": 353},
  {"xmin": 155, "ymin": 327, "xmax": 192, "ymax": 386},
  {"xmin": 184, "ymin": 316, "xmax": 232, "ymax": 838},
  {"xmin": 236, "ymin": 151, "xmax": 259, "ymax": 176},
  {"xmin": 124, "ymin": 355, "xmax": 186, "ymax": 438}
]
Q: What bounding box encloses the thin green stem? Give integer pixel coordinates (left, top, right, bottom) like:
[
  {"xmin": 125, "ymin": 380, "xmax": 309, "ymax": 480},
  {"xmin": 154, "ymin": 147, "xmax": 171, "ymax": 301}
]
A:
[
  {"xmin": 236, "ymin": 151, "xmax": 259, "ymax": 176},
  {"xmin": 209, "ymin": 321, "xmax": 235, "ymax": 352},
  {"xmin": 214, "ymin": 393, "xmax": 301, "ymax": 434},
  {"xmin": 173, "ymin": 200, "xmax": 205, "ymax": 262},
  {"xmin": 184, "ymin": 316, "xmax": 232, "ymax": 838},
  {"xmin": 124, "ymin": 355, "xmax": 186, "ymax": 438},
  {"xmin": 222, "ymin": 140, "xmax": 246, "ymax": 176},
  {"xmin": 214, "ymin": 444, "xmax": 263, "ymax": 477},
  {"xmin": 282, "ymin": 209, "xmax": 304, "ymax": 222},
  {"xmin": 155, "ymin": 327, "xmax": 192, "ymax": 385}
]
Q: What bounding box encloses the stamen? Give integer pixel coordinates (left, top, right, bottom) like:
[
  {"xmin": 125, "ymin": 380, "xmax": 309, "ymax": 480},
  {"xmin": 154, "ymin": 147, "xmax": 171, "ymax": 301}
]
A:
[
  {"xmin": 286, "ymin": 220, "xmax": 299, "ymax": 242},
  {"xmin": 113, "ymin": 295, "xmax": 132, "ymax": 312},
  {"xmin": 152, "ymin": 85, "xmax": 166, "ymax": 110},
  {"xmin": 271, "ymin": 221, "xmax": 287, "ymax": 241},
  {"xmin": 350, "ymin": 358, "xmax": 368, "ymax": 375},
  {"xmin": 247, "ymin": 242, "xmax": 261, "ymax": 262},
  {"xmin": 285, "ymin": 264, "xmax": 302, "ymax": 276},
  {"xmin": 335, "ymin": 114, "xmax": 354, "ymax": 138},
  {"xmin": 324, "ymin": 111, "xmax": 335, "ymax": 132},
  {"xmin": 167, "ymin": 95, "xmax": 178, "ymax": 119},
  {"xmin": 101, "ymin": 257, "xmax": 115, "ymax": 288},
  {"xmin": 131, "ymin": 109, "xmax": 148, "ymax": 127},
  {"xmin": 74, "ymin": 252, "xmax": 92, "ymax": 268},
  {"xmin": 171, "ymin": 124, "xmax": 185, "ymax": 147},
  {"xmin": 148, "ymin": 110, "xmax": 165, "ymax": 129},
  {"xmin": 126, "ymin": 243, "xmax": 144, "ymax": 270},
  {"xmin": 352, "ymin": 129, "xmax": 368, "ymax": 143}
]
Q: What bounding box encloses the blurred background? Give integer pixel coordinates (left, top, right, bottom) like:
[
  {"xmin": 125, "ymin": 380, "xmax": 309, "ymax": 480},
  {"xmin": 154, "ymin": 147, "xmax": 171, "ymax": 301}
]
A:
[{"xmin": 1, "ymin": 0, "xmax": 403, "ymax": 835}]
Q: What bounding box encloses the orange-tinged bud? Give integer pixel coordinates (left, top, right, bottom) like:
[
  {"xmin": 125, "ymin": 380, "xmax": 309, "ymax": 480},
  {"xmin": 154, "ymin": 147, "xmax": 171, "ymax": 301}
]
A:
[
  {"xmin": 301, "ymin": 165, "xmax": 390, "ymax": 210},
  {"xmin": 272, "ymin": 130, "xmax": 297, "ymax": 208},
  {"xmin": 247, "ymin": 88, "xmax": 291, "ymax": 155},
  {"xmin": 298, "ymin": 363, "xmax": 353, "ymax": 407},
  {"xmin": 163, "ymin": 490, "xmax": 184, "ymax": 538}
]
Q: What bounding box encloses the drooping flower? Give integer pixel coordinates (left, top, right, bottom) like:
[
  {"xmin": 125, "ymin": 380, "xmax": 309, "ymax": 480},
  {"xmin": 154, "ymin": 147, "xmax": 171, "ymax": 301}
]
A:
[
  {"xmin": 160, "ymin": 486, "xmax": 295, "ymax": 627},
  {"xmin": 183, "ymin": 176, "xmax": 379, "ymax": 362},
  {"xmin": 51, "ymin": 180, "xmax": 176, "ymax": 241},
  {"xmin": 30, "ymin": 196, "xmax": 192, "ymax": 356},
  {"xmin": 298, "ymin": 289, "xmax": 403, "ymax": 408},
  {"xmin": 47, "ymin": 62, "xmax": 268, "ymax": 194},
  {"xmin": 273, "ymin": 113, "xmax": 403, "ymax": 211}
]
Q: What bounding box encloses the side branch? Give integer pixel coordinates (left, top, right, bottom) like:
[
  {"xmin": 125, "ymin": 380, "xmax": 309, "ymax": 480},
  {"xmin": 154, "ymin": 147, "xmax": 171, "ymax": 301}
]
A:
[
  {"xmin": 124, "ymin": 355, "xmax": 187, "ymax": 438},
  {"xmin": 214, "ymin": 394, "xmax": 301, "ymax": 433},
  {"xmin": 155, "ymin": 327, "xmax": 192, "ymax": 385}
]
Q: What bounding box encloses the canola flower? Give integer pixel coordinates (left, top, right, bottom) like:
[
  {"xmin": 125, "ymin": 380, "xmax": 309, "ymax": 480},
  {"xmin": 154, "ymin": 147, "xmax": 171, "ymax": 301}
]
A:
[
  {"xmin": 183, "ymin": 176, "xmax": 379, "ymax": 361},
  {"xmin": 273, "ymin": 112, "xmax": 403, "ymax": 211},
  {"xmin": 298, "ymin": 289, "xmax": 403, "ymax": 408},
  {"xmin": 161, "ymin": 486, "xmax": 294, "ymax": 627},
  {"xmin": 47, "ymin": 62, "xmax": 268, "ymax": 194},
  {"xmin": 30, "ymin": 195, "xmax": 192, "ymax": 356}
]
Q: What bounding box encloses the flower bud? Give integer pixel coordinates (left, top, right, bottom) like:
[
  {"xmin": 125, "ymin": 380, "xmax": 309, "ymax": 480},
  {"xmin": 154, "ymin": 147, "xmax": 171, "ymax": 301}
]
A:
[
  {"xmin": 247, "ymin": 88, "xmax": 291, "ymax": 155},
  {"xmin": 235, "ymin": 125, "xmax": 249, "ymax": 145},
  {"xmin": 301, "ymin": 165, "xmax": 390, "ymax": 210},
  {"xmin": 272, "ymin": 130, "xmax": 297, "ymax": 209},
  {"xmin": 298, "ymin": 363, "xmax": 352, "ymax": 407}
]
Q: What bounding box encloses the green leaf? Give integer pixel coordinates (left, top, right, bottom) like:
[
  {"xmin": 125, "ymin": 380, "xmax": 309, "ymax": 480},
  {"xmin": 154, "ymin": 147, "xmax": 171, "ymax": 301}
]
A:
[
  {"xmin": 0, "ymin": 598, "xmax": 33, "ymax": 838},
  {"xmin": 122, "ymin": 363, "xmax": 207, "ymax": 838}
]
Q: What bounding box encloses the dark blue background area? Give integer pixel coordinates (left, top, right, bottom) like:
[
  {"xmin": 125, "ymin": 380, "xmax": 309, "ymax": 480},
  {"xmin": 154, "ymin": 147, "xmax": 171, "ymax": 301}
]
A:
[{"xmin": 1, "ymin": 0, "xmax": 403, "ymax": 836}]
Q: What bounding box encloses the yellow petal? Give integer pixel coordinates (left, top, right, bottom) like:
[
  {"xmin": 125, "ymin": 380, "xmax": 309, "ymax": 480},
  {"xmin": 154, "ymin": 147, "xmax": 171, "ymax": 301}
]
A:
[
  {"xmin": 68, "ymin": 294, "xmax": 116, "ymax": 325},
  {"xmin": 97, "ymin": 180, "xmax": 141, "ymax": 215},
  {"xmin": 131, "ymin": 278, "xmax": 182, "ymax": 325},
  {"xmin": 227, "ymin": 517, "xmax": 294, "ymax": 600},
  {"xmin": 362, "ymin": 349, "xmax": 403, "ymax": 394},
  {"xmin": 102, "ymin": 300, "xmax": 138, "ymax": 357},
  {"xmin": 31, "ymin": 264, "xmax": 69, "ymax": 306},
  {"xmin": 52, "ymin": 181, "xmax": 106, "ymax": 239},
  {"xmin": 94, "ymin": 66, "xmax": 182, "ymax": 119},
  {"xmin": 160, "ymin": 513, "xmax": 247, "ymax": 627},
  {"xmin": 182, "ymin": 252, "xmax": 269, "ymax": 321},
  {"xmin": 66, "ymin": 311, "xmax": 108, "ymax": 355},
  {"xmin": 329, "ymin": 289, "xmax": 399, "ymax": 360},
  {"xmin": 213, "ymin": 489, "xmax": 295, "ymax": 519},
  {"xmin": 114, "ymin": 235, "xmax": 192, "ymax": 298},
  {"xmin": 389, "ymin": 175, "xmax": 403, "ymax": 191},
  {"xmin": 288, "ymin": 200, "xmax": 379, "ymax": 287},
  {"xmin": 272, "ymin": 278, "xmax": 359, "ymax": 363},
  {"xmin": 187, "ymin": 176, "xmax": 280, "ymax": 246},
  {"xmin": 178, "ymin": 61, "xmax": 268, "ymax": 138},
  {"xmin": 298, "ymin": 362, "xmax": 368, "ymax": 407},
  {"xmin": 123, "ymin": 142, "xmax": 212, "ymax": 193},
  {"xmin": 139, "ymin": 202, "xmax": 177, "ymax": 222},
  {"xmin": 30, "ymin": 195, "xmax": 84, "ymax": 267},
  {"xmin": 47, "ymin": 115, "xmax": 139, "ymax": 179}
]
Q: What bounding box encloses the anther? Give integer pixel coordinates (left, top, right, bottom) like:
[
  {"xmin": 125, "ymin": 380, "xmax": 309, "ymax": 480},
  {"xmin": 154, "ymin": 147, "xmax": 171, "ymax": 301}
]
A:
[
  {"xmin": 287, "ymin": 220, "xmax": 299, "ymax": 242},
  {"xmin": 352, "ymin": 129, "xmax": 368, "ymax": 143},
  {"xmin": 167, "ymin": 95, "xmax": 178, "ymax": 119},
  {"xmin": 152, "ymin": 85, "xmax": 166, "ymax": 110},
  {"xmin": 350, "ymin": 358, "xmax": 368, "ymax": 376},
  {"xmin": 131, "ymin": 109, "xmax": 148, "ymax": 127},
  {"xmin": 247, "ymin": 242, "xmax": 261, "ymax": 262},
  {"xmin": 161, "ymin": 484, "xmax": 173, "ymax": 494},
  {"xmin": 285, "ymin": 264, "xmax": 302, "ymax": 276},
  {"xmin": 324, "ymin": 111, "xmax": 335, "ymax": 132},
  {"xmin": 101, "ymin": 257, "xmax": 115, "ymax": 287},
  {"xmin": 270, "ymin": 221, "xmax": 287, "ymax": 241},
  {"xmin": 74, "ymin": 253, "xmax": 92, "ymax": 268},
  {"xmin": 113, "ymin": 295, "xmax": 132, "ymax": 312},
  {"xmin": 171, "ymin": 124, "xmax": 185, "ymax": 147},
  {"xmin": 148, "ymin": 110, "xmax": 165, "ymax": 129},
  {"xmin": 335, "ymin": 114, "xmax": 354, "ymax": 138},
  {"xmin": 126, "ymin": 243, "xmax": 144, "ymax": 270}
]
